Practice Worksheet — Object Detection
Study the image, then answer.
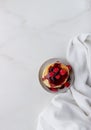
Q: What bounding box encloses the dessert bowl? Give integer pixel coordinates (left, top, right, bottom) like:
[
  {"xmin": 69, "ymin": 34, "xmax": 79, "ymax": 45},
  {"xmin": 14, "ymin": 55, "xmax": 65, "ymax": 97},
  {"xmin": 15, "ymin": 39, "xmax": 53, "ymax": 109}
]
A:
[{"xmin": 38, "ymin": 58, "xmax": 74, "ymax": 93}]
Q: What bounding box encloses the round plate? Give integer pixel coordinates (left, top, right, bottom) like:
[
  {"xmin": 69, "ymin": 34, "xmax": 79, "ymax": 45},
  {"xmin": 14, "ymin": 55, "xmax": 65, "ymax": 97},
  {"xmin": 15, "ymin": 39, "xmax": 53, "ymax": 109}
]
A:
[{"xmin": 38, "ymin": 58, "xmax": 74, "ymax": 93}]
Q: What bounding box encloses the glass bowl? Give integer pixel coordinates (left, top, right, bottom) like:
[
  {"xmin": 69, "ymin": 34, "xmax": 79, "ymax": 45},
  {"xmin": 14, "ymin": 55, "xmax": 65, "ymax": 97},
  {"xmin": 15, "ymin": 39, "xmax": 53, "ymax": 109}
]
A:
[{"xmin": 38, "ymin": 58, "xmax": 74, "ymax": 93}]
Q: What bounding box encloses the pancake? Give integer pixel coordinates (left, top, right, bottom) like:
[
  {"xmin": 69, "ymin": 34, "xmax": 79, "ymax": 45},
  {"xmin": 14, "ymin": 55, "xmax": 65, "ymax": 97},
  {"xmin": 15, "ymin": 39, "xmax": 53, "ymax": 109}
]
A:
[{"xmin": 42, "ymin": 61, "xmax": 70, "ymax": 89}]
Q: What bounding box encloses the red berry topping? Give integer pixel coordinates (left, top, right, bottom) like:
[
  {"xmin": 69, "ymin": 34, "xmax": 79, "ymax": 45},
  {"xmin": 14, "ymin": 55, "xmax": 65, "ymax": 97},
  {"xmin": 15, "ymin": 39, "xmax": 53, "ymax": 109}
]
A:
[
  {"xmin": 49, "ymin": 72, "xmax": 54, "ymax": 77},
  {"xmin": 49, "ymin": 87, "xmax": 58, "ymax": 92},
  {"xmin": 55, "ymin": 75, "xmax": 60, "ymax": 79},
  {"xmin": 67, "ymin": 65, "xmax": 72, "ymax": 71},
  {"xmin": 53, "ymin": 67, "xmax": 59, "ymax": 73},
  {"xmin": 64, "ymin": 82, "xmax": 70, "ymax": 87},
  {"xmin": 60, "ymin": 69, "xmax": 67, "ymax": 75}
]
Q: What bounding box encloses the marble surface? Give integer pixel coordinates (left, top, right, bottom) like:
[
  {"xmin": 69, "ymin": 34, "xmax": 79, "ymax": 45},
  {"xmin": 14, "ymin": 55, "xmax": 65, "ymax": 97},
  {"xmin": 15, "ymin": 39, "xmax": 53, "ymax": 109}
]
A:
[{"xmin": 0, "ymin": 0, "xmax": 91, "ymax": 130}]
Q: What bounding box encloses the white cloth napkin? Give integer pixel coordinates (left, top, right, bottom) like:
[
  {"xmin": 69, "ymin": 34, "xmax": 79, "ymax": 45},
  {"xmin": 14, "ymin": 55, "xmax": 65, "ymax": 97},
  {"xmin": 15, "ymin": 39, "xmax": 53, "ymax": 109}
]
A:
[{"xmin": 37, "ymin": 34, "xmax": 91, "ymax": 130}]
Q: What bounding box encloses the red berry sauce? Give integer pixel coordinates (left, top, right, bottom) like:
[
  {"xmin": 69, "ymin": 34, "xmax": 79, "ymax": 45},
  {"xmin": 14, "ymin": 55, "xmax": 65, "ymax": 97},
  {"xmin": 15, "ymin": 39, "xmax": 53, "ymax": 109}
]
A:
[{"xmin": 43, "ymin": 63, "xmax": 68, "ymax": 87}]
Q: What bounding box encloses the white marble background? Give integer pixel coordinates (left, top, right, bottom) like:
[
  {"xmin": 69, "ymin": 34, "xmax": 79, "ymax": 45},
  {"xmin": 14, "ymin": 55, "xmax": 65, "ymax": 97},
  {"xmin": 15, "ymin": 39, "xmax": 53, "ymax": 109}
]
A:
[{"xmin": 0, "ymin": 0, "xmax": 91, "ymax": 130}]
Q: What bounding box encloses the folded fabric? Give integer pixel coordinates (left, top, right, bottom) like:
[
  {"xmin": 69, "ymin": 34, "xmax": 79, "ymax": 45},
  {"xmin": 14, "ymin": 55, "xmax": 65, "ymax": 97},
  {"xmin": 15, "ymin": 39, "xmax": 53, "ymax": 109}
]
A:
[{"xmin": 37, "ymin": 34, "xmax": 91, "ymax": 130}]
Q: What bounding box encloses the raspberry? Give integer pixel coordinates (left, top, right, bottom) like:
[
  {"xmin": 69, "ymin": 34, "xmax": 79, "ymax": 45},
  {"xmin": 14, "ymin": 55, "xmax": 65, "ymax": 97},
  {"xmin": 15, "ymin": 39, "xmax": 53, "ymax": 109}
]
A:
[
  {"xmin": 55, "ymin": 75, "xmax": 60, "ymax": 79},
  {"xmin": 60, "ymin": 69, "xmax": 66, "ymax": 75},
  {"xmin": 67, "ymin": 65, "xmax": 72, "ymax": 71},
  {"xmin": 53, "ymin": 67, "xmax": 59, "ymax": 73},
  {"xmin": 49, "ymin": 72, "xmax": 54, "ymax": 77},
  {"xmin": 64, "ymin": 82, "xmax": 70, "ymax": 87}
]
